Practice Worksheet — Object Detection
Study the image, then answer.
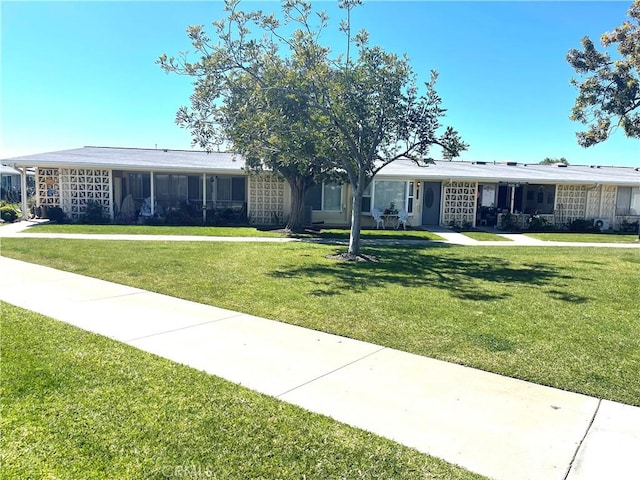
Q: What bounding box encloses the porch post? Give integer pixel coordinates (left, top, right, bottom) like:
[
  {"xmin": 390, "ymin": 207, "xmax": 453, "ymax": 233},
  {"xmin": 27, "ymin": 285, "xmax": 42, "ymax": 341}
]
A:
[
  {"xmin": 150, "ymin": 171, "xmax": 155, "ymax": 216},
  {"xmin": 202, "ymin": 173, "xmax": 207, "ymax": 224},
  {"xmin": 510, "ymin": 186, "xmax": 516, "ymax": 214},
  {"xmin": 19, "ymin": 167, "xmax": 28, "ymax": 221},
  {"xmin": 108, "ymin": 170, "xmax": 114, "ymax": 220}
]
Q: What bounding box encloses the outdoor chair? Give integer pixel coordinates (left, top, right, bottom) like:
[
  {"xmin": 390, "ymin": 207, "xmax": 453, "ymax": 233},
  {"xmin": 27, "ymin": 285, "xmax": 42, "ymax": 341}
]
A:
[
  {"xmin": 371, "ymin": 209, "xmax": 385, "ymax": 229},
  {"xmin": 397, "ymin": 210, "xmax": 409, "ymax": 230}
]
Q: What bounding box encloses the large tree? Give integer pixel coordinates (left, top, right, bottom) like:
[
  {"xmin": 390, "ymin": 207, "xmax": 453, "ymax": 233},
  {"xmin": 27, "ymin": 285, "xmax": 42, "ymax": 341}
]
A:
[
  {"xmin": 567, "ymin": 0, "xmax": 640, "ymax": 147},
  {"xmin": 159, "ymin": 0, "xmax": 466, "ymax": 255},
  {"xmin": 159, "ymin": 2, "xmax": 336, "ymax": 231}
]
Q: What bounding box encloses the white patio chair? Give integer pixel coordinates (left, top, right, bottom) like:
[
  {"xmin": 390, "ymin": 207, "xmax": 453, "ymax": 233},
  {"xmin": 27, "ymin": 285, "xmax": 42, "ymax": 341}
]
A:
[
  {"xmin": 371, "ymin": 209, "xmax": 385, "ymax": 229},
  {"xmin": 396, "ymin": 210, "xmax": 409, "ymax": 230}
]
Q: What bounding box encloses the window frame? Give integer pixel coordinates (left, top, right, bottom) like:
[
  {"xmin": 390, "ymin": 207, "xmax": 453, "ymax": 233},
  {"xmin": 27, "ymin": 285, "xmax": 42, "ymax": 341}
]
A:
[
  {"xmin": 307, "ymin": 182, "xmax": 343, "ymax": 212},
  {"xmin": 361, "ymin": 180, "xmax": 414, "ymax": 215},
  {"xmin": 616, "ymin": 186, "xmax": 640, "ymax": 216}
]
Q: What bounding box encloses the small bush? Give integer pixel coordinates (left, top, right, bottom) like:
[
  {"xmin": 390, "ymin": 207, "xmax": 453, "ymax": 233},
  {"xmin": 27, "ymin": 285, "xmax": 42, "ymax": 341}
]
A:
[
  {"xmin": 79, "ymin": 200, "xmax": 110, "ymax": 224},
  {"xmin": 620, "ymin": 219, "xmax": 639, "ymax": 233},
  {"xmin": 0, "ymin": 204, "xmax": 20, "ymax": 222},
  {"xmin": 527, "ymin": 215, "xmax": 555, "ymax": 232},
  {"xmin": 46, "ymin": 206, "xmax": 67, "ymax": 224},
  {"xmin": 567, "ymin": 218, "xmax": 598, "ymax": 233}
]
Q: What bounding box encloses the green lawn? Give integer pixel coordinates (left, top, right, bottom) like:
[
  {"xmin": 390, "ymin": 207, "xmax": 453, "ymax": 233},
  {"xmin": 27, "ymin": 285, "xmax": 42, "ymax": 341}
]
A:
[
  {"xmin": 526, "ymin": 232, "xmax": 639, "ymax": 243},
  {"xmin": 24, "ymin": 223, "xmax": 285, "ymax": 237},
  {"xmin": 461, "ymin": 231, "xmax": 511, "ymax": 241},
  {"xmin": 24, "ymin": 223, "xmax": 445, "ymax": 241},
  {"xmin": 2, "ymin": 238, "xmax": 639, "ymax": 406},
  {"xmin": 1, "ymin": 302, "xmax": 482, "ymax": 479}
]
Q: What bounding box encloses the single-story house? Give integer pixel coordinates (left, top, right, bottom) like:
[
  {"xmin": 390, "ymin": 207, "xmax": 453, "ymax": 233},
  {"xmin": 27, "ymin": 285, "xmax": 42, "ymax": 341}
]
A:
[{"xmin": 3, "ymin": 146, "xmax": 640, "ymax": 230}]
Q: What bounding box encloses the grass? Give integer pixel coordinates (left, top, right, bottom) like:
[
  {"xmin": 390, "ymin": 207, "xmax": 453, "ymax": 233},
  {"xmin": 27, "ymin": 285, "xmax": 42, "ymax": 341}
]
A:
[
  {"xmin": 24, "ymin": 223, "xmax": 445, "ymax": 241},
  {"xmin": 24, "ymin": 223, "xmax": 285, "ymax": 237},
  {"xmin": 2, "ymin": 238, "xmax": 639, "ymax": 406},
  {"xmin": 460, "ymin": 231, "xmax": 511, "ymax": 241},
  {"xmin": 526, "ymin": 232, "xmax": 639, "ymax": 243},
  {"xmin": 1, "ymin": 302, "xmax": 483, "ymax": 479}
]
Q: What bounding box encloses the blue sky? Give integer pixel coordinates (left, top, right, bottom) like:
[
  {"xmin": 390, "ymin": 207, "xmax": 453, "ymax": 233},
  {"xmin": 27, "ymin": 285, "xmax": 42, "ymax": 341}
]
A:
[{"xmin": 1, "ymin": 1, "xmax": 638, "ymax": 166}]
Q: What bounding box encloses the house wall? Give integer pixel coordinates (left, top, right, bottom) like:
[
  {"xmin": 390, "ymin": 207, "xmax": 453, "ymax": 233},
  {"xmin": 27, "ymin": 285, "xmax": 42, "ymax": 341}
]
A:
[
  {"xmin": 59, "ymin": 168, "xmax": 112, "ymax": 221},
  {"xmin": 248, "ymin": 173, "xmax": 287, "ymax": 225},
  {"xmin": 36, "ymin": 167, "xmax": 113, "ymax": 221},
  {"xmin": 442, "ymin": 181, "xmax": 477, "ymax": 227},
  {"xmin": 554, "ymin": 184, "xmax": 588, "ymax": 224},
  {"xmin": 36, "ymin": 168, "xmax": 61, "ymax": 210}
]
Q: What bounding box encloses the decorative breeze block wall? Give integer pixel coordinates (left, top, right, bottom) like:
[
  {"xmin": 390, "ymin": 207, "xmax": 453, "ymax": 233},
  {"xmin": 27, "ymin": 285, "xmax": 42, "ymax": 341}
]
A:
[
  {"xmin": 601, "ymin": 185, "xmax": 617, "ymax": 219},
  {"xmin": 585, "ymin": 185, "xmax": 615, "ymax": 219},
  {"xmin": 555, "ymin": 185, "xmax": 587, "ymax": 223},
  {"xmin": 585, "ymin": 186, "xmax": 601, "ymax": 219},
  {"xmin": 59, "ymin": 168, "xmax": 112, "ymax": 221},
  {"xmin": 36, "ymin": 168, "xmax": 60, "ymax": 208},
  {"xmin": 248, "ymin": 173, "xmax": 285, "ymax": 225},
  {"xmin": 442, "ymin": 181, "xmax": 477, "ymax": 226}
]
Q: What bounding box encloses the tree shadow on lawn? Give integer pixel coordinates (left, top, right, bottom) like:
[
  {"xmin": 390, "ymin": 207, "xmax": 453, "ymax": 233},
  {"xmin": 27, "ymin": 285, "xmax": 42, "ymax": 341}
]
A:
[{"xmin": 270, "ymin": 244, "xmax": 579, "ymax": 302}]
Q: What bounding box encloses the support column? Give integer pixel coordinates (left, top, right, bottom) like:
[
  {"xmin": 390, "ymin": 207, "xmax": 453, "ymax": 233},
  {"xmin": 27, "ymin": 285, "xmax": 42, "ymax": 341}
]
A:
[
  {"xmin": 108, "ymin": 170, "xmax": 114, "ymax": 220},
  {"xmin": 202, "ymin": 173, "xmax": 207, "ymax": 224},
  {"xmin": 510, "ymin": 186, "xmax": 516, "ymax": 214},
  {"xmin": 20, "ymin": 167, "xmax": 28, "ymax": 221},
  {"xmin": 150, "ymin": 171, "xmax": 155, "ymax": 216}
]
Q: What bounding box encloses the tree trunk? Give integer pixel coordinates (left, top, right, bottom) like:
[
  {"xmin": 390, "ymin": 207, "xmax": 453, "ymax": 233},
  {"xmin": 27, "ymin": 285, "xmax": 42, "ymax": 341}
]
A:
[
  {"xmin": 286, "ymin": 177, "xmax": 307, "ymax": 233},
  {"xmin": 348, "ymin": 183, "xmax": 364, "ymax": 256}
]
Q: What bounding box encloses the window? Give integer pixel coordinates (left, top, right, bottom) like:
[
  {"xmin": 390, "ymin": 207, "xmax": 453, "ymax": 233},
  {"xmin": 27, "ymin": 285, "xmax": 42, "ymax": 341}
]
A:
[
  {"xmin": 522, "ymin": 184, "xmax": 554, "ymax": 214},
  {"xmin": 215, "ymin": 176, "xmax": 246, "ymax": 203},
  {"xmin": 128, "ymin": 173, "xmax": 150, "ymax": 200},
  {"xmin": 155, "ymin": 174, "xmax": 188, "ymax": 203},
  {"xmin": 361, "ymin": 183, "xmax": 372, "ymax": 213},
  {"xmin": 361, "ymin": 180, "xmax": 413, "ymax": 214},
  {"xmin": 188, "ymin": 175, "xmax": 202, "ymax": 203},
  {"xmin": 616, "ymin": 187, "xmax": 640, "ymax": 215},
  {"xmin": 306, "ymin": 182, "xmax": 342, "ymax": 212}
]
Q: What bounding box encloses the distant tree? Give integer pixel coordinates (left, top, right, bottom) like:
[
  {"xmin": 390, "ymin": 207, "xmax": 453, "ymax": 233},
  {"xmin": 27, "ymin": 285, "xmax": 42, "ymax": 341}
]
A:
[
  {"xmin": 567, "ymin": 0, "xmax": 640, "ymax": 146},
  {"xmin": 540, "ymin": 157, "xmax": 569, "ymax": 165},
  {"xmin": 159, "ymin": 0, "xmax": 467, "ymax": 255}
]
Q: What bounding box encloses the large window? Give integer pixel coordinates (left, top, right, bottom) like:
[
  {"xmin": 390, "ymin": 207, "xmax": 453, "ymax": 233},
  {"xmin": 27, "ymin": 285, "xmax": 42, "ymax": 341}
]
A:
[
  {"xmin": 522, "ymin": 184, "xmax": 555, "ymax": 214},
  {"xmin": 155, "ymin": 174, "xmax": 188, "ymax": 203},
  {"xmin": 127, "ymin": 173, "xmax": 150, "ymax": 200},
  {"xmin": 216, "ymin": 176, "xmax": 246, "ymax": 202},
  {"xmin": 361, "ymin": 180, "xmax": 414, "ymax": 214},
  {"xmin": 306, "ymin": 182, "xmax": 342, "ymax": 212},
  {"xmin": 616, "ymin": 187, "xmax": 640, "ymax": 215}
]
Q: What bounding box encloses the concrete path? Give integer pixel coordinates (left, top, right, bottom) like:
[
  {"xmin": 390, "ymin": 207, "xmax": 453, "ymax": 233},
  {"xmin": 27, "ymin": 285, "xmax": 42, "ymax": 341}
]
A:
[
  {"xmin": 1, "ymin": 219, "xmax": 639, "ymax": 248},
  {"xmin": 1, "ymin": 255, "xmax": 638, "ymax": 480}
]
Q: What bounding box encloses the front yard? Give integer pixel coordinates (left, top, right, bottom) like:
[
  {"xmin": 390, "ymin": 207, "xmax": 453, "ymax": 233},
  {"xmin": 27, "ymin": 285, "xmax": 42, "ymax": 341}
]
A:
[{"xmin": 2, "ymin": 238, "xmax": 638, "ymax": 406}]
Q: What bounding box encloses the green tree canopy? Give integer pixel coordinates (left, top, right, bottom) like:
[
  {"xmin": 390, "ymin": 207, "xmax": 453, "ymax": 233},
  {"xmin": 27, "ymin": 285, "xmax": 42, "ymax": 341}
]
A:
[
  {"xmin": 539, "ymin": 157, "xmax": 569, "ymax": 165},
  {"xmin": 567, "ymin": 0, "xmax": 640, "ymax": 147},
  {"xmin": 159, "ymin": 0, "xmax": 467, "ymax": 255}
]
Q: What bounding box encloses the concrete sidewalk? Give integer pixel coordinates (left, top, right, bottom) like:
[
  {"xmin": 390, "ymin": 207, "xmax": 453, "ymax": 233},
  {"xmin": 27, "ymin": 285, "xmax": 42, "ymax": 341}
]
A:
[{"xmin": 1, "ymin": 255, "xmax": 638, "ymax": 480}]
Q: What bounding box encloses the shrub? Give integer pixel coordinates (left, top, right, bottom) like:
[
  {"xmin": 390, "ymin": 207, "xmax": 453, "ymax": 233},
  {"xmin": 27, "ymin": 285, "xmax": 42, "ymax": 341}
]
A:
[
  {"xmin": 527, "ymin": 215, "xmax": 555, "ymax": 232},
  {"xmin": 0, "ymin": 204, "xmax": 20, "ymax": 222},
  {"xmin": 620, "ymin": 219, "xmax": 639, "ymax": 233},
  {"xmin": 46, "ymin": 206, "xmax": 67, "ymax": 223},
  {"xmin": 79, "ymin": 200, "xmax": 110, "ymax": 224},
  {"xmin": 567, "ymin": 218, "xmax": 598, "ymax": 233}
]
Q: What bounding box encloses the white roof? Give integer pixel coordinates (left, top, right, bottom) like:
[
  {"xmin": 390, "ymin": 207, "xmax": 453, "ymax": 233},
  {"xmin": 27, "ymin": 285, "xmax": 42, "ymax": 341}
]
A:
[
  {"xmin": 1, "ymin": 165, "xmax": 21, "ymax": 176},
  {"xmin": 3, "ymin": 146, "xmax": 245, "ymax": 174},
  {"xmin": 3, "ymin": 147, "xmax": 639, "ymax": 186},
  {"xmin": 377, "ymin": 159, "xmax": 640, "ymax": 186}
]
